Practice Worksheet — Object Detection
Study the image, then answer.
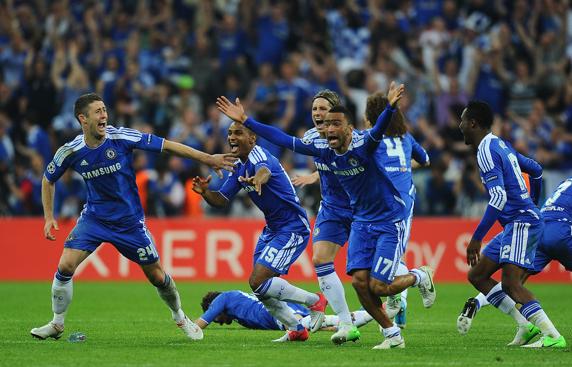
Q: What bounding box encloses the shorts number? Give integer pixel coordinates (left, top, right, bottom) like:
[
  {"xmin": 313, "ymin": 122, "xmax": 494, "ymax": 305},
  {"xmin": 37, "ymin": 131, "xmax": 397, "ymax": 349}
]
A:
[
  {"xmin": 261, "ymin": 247, "xmax": 278, "ymax": 262},
  {"xmin": 500, "ymin": 245, "xmax": 510, "ymax": 259},
  {"xmin": 373, "ymin": 257, "xmax": 393, "ymax": 275},
  {"xmin": 137, "ymin": 245, "xmax": 159, "ymax": 261}
]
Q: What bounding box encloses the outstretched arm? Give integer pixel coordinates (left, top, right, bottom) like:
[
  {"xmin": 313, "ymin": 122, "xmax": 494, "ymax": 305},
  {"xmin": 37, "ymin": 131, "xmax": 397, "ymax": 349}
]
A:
[
  {"xmin": 162, "ymin": 140, "xmax": 236, "ymax": 178},
  {"xmin": 292, "ymin": 171, "xmax": 320, "ymax": 187},
  {"xmin": 216, "ymin": 96, "xmax": 321, "ymax": 157}
]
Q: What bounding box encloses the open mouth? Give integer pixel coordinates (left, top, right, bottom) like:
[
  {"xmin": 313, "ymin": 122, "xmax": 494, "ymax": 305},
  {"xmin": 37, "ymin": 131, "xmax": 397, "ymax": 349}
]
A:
[
  {"xmin": 327, "ymin": 136, "xmax": 339, "ymax": 145},
  {"xmin": 229, "ymin": 143, "xmax": 239, "ymax": 154},
  {"xmin": 97, "ymin": 121, "xmax": 107, "ymax": 130}
]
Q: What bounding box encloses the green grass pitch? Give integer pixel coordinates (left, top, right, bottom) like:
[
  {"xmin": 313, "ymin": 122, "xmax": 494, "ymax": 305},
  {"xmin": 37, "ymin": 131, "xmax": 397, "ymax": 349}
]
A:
[{"xmin": 1, "ymin": 282, "xmax": 570, "ymax": 366}]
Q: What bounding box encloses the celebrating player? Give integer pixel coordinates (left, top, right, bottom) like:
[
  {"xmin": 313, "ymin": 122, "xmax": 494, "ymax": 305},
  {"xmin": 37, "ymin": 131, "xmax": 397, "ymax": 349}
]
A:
[
  {"xmin": 216, "ymin": 82, "xmax": 436, "ymax": 350},
  {"xmin": 31, "ymin": 93, "xmax": 236, "ymax": 341},
  {"xmin": 194, "ymin": 290, "xmax": 373, "ymax": 333},
  {"xmin": 290, "ymin": 90, "xmax": 360, "ymax": 343},
  {"xmin": 458, "ymin": 100, "xmax": 566, "ymax": 348},
  {"xmin": 364, "ymin": 92, "xmax": 430, "ymax": 325},
  {"xmin": 192, "ymin": 121, "xmax": 327, "ymax": 342},
  {"xmin": 458, "ymin": 177, "xmax": 572, "ymax": 347}
]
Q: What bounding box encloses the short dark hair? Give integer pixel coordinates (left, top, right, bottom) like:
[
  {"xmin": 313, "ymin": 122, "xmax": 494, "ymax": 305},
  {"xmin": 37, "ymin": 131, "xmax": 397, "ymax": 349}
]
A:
[
  {"xmin": 201, "ymin": 291, "xmax": 222, "ymax": 312},
  {"xmin": 464, "ymin": 100, "xmax": 493, "ymax": 130},
  {"xmin": 74, "ymin": 93, "xmax": 103, "ymax": 123},
  {"xmin": 312, "ymin": 89, "xmax": 341, "ymax": 108},
  {"xmin": 365, "ymin": 92, "xmax": 407, "ymax": 137},
  {"xmin": 327, "ymin": 105, "xmax": 353, "ymax": 125}
]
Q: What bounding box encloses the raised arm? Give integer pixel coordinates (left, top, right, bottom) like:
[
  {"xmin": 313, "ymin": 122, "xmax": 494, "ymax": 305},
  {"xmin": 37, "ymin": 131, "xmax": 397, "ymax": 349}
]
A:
[
  {"xmin": 368, "ymin": 82, "xmax": 405, "ymax": 141},
  {"xmin": 216, "ymin": 96, "xmax": 322, "ymax": 157},
  {"xmin": 162, "ymin": 140, "xmax": 236, "ymax": 178},
  {"xmin": 42, "ymin": 176, "xmax": 59, "ymax": 241}
]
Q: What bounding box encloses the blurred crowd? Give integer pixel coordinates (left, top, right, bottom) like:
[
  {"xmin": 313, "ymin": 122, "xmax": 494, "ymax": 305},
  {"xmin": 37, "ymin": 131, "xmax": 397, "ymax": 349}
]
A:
[{"xmin": 1, "ymin": 0, "xmax": 572, "ymax": 219}]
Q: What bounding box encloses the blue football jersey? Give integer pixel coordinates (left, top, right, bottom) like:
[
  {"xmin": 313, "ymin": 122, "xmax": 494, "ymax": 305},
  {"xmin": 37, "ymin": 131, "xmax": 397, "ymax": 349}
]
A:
[
  {"xmin": 476, "ymin": 133, "xmax": 542, "ymax": 225},
  {"xmin": 302, "ymin": 128, "xmax": 351, "ymax": 212},
  {"xmin": 218, "ymin": 145, "xmax": 310, "ymax": 233},
  {"xmin": 199, "ymin": 291, "xmax": 280, "ymax": 330},
  {"xmin": 541, "ymin": 178, "xmax": 572, "ymax": 221},
  {"xmin": 373, "ymin": 133, "xmax": 429, "ymax": 205},
  {"xmin": 292, "ymin": 130, "xmax": 405, "ymax": 223},
  {"xmin": 44, "ymin": 126, "xmax": 164, "ymax": 224}
]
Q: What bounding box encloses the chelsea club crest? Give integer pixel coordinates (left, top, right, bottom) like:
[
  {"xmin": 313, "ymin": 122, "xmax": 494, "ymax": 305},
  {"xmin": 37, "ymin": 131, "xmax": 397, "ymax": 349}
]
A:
[
  {"xmin": 105, "ymin": 148, "xmax": 117, "ymax": 160},
  {"xmin": 349, "ymin": 158, "xmax": 358, "ymax": 167}
]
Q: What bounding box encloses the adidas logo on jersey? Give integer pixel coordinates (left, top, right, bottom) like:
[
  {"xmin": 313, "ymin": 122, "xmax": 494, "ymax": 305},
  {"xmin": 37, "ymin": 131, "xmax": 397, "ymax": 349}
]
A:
[{"xmin": 80, "ymin": 160, "xmax": 89, "ymax": 166}]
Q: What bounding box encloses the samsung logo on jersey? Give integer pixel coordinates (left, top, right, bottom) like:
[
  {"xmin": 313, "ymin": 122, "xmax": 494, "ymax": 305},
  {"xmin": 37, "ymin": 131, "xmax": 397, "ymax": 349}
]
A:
[
  {"xmin": 541, "ymin": 205, "xmax": 565, "ymax": 212},
  {"xmin": 333, "ymin": 166, "xmax": 365, "ymax": 176},
  {"xmin": 314, "ymin": 162, "xmax": 330, "ymax": 171},
  {"xmin": 81, "ymin": 162, "xmax": 122, "ymax": 179},
  {"xmin": 385, "ymin": 166, "xmax": 410, "ymax": 173}
]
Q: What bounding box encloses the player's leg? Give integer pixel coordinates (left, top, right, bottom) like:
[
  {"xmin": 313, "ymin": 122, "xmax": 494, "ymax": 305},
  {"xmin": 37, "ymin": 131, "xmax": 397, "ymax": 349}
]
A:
[
  {"xmin": 491, "ymin": 221, "xmax": 563, "ymax": 347},
  {"xmin": 31, "ymin": 215, "xmax": 100, "ymax": 340},
  {"xmin": 31, "ymin": 247, "xmax": 91, "ymax": 340},
  {"xmin": 502, "ymin": 264, "xmax": 565, "ymax": 348},
  {"xmin": 112, "ymin": 219, "xmax": 202, "ymax": 340},
  {"xmin": 368, "ymin": 220, "xmax": 435, "ymax": 308},
  {"xmin": 389, "ymin": 262, "xmax": 409, "ymax": 328},
  {"xmin": 139, "ymin": 261, "xmax": 202, "ymax": 340},
  {"xmin": 351, "ymin": 270, "xmax": 404, "ymax": 349},
  {"xmin": 251, "ymin": 230, "xmax": 326, "ymax": 329},
  {"xmin": 250, "ymin": 265, "xmax": 308, "ymax": 342},
  {"xmin": 312, "ymin": 209, "xmax": 353, "ymax": 327}
]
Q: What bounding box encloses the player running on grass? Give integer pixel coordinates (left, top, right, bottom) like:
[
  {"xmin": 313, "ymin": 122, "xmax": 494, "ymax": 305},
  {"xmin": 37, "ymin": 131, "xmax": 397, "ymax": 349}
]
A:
[
  {"xmin": 295, "ymin": 92, "xmax": 431, "ymax": 330},
  {"xmin": 216, "ymin": 82, "xmax": 436, "ymax": 350},
  {"xmin": 289, "ymin": 89, "xmax": 361, "ymax": 343},
  {"xmin": 195, "ymin": 290, "xmax": 373, "ymax": 333},
  {"xmin": 192, "ymin": 122, "xmax": 327, "ymax": 343},
  {"xmin": 31, "ymin": 93, "xmax": 236, "ymax": 341},
  {"xmin": 458, "ymin": 177, "xmax": 572, "ymax": 347},
  {"xmin": 458, "ymin": 100, "xmax": 566, "ymax": 348},
  {"xmin": 364, "ymin": 92, "xmax": 430, "ymax": 326}
]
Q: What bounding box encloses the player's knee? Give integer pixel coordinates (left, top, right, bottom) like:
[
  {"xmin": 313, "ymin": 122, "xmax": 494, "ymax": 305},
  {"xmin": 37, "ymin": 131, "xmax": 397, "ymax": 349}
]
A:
[
  {"xmin": 500, "ymin": 279, "xmax": 520, "ymax": 296},
  {"xmin": 467, "ymin": 268, "xmax": 482, "ymax": 287},
  {"xmin": 369, "ymin": 279, "xmax": 390, "ymax": 297},
  {"xmin": 248, "ymin": 275, "xmax": 263, "ymax": 292},
  {"xmin": 351, "ymin": 275, "xmax": 368, "ymax": 294},
  {"xmin": 57, "ymin": 261, "xmax": 77, "ymax": 275},
  {"xmin": 312, "ymin": 253, "xmax": 332, "ymax": 267}
]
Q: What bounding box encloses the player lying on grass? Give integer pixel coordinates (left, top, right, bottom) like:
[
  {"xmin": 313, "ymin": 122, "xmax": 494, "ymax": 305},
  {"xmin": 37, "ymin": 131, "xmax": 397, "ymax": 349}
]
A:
[
  {"xmin": 194, "ymin": 290, "xmax": 373, "ymax": 333},
  {"xmin": 458, "ymin": 100, "xmax": 566, "ymax": 348},
  {"xmin": 31, "ymin": 93, "xmax": 236, "ymax": 341},
  {"xmin": 216, "ymin": 82, "xmax": 436, "ymax": 350},
  {"xmin": 458, "ymin": 177, "xmax": 572, "ymax": 347},
  {"xmin": 192, "ymin": 121, "xmax": 327, "ymax": 343}
]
